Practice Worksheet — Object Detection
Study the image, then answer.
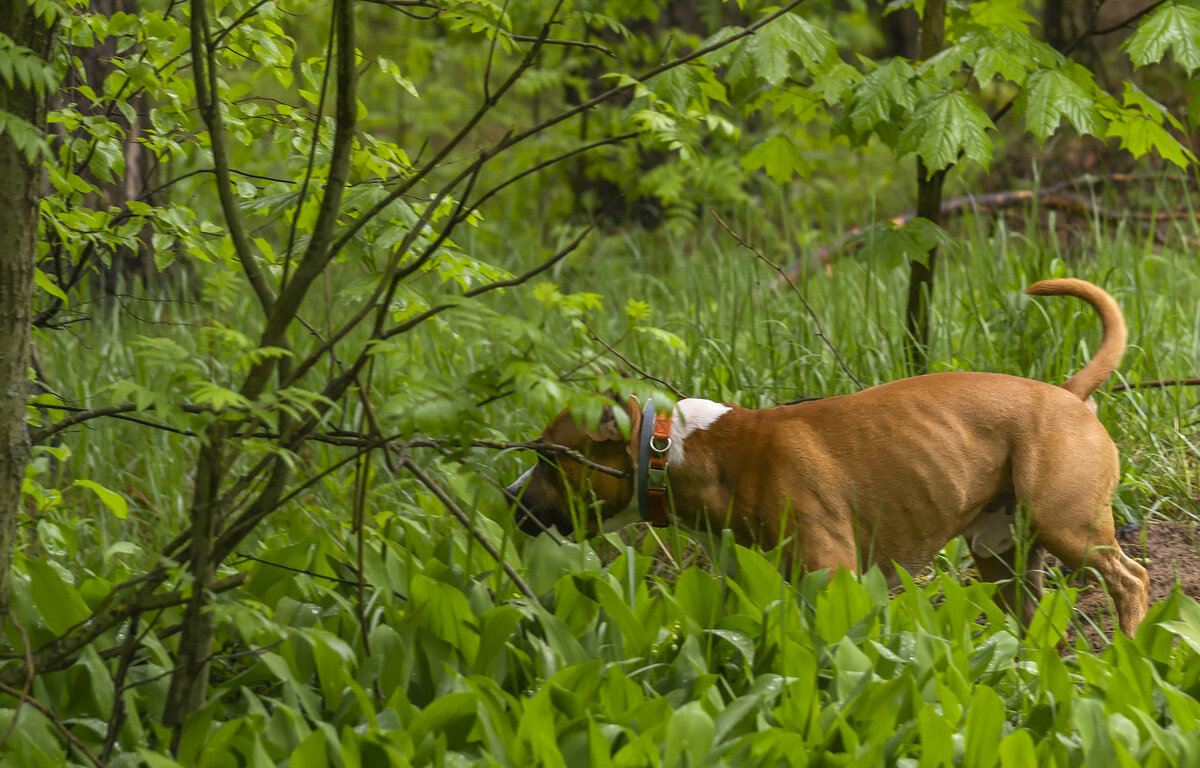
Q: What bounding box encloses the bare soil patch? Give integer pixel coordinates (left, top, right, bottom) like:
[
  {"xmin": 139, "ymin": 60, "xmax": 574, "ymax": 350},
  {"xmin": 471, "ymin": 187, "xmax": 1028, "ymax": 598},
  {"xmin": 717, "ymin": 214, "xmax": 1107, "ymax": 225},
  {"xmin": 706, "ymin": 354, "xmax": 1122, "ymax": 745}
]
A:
[{"xmin": 1059, "ymin": 520, "xmax": 1200, "ymax": 648}]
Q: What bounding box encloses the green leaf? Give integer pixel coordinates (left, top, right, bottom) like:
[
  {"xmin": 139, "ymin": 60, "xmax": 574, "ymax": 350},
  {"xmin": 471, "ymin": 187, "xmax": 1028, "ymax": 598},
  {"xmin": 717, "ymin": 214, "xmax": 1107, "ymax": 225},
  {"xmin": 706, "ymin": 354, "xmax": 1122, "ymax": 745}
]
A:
[
  {"xmin": 964, "ymin": 685, "xmax": 1005, "ymax": 768},
  {"xmin": 190, "ymin": 382, "xmax": 251, "ymax": 412},
  {"xmin": 646, "ymin": 66, "xmax": 697, "ymax": 114},
  {"xmin": 748, "ymin": 22, "xmax": 794, "ymax": 85},
  {"xmin": 999, "ymin": 729, "xmax": 1037, "ymax": 767},
  {"xmin": 897, "ymin": 90, "xmax": 995, "ymax": 173},
  {"xmin": 0, "ymin": 109, "xmax": 48, "ymax": 163},
  {"xmin": 663, "ymin": 702, "xmax": 715, "ymax": 767},
  {"xmin": 1124, "ymin": 1, "xmax": 1200, "ymax": 74},
  {"xmin": 139, "ymin": 751, "xmax": 188, "ymax": 768},
  {"xmin": 777, "ymin": 13, "xmax": 835, "ymax": 71},
  {"xmin": 1018, "ymin": 67, "xmax": 1105, "ymax": 141},
  {"xmin": 73, "ymin": 479, "xmax": 129, "ymax": 519},
  {"xmin": 918, "ymin": 705, "xmax": 956, "ymax": 767},
  {"xmin": 25, "ymin": 558, "xmax": 91, "ymax": 634},
  {"xmin": 847, "ymin": 59, "xmax": 917, "ymax": 135},
  {"xmin": 1106, "ymin": 110, "xmax": 1195, "ymax": 169},
  {"xmin": 33, "ymin": 268, "xmax": 67, "ymax": 305},
  {"xmin": 741, "ymin": 132, "xmax": 811, "ymax": 183},
  {"xmin": 969, "ymin": 0, "xmax": 1038, "ymax": 33}
]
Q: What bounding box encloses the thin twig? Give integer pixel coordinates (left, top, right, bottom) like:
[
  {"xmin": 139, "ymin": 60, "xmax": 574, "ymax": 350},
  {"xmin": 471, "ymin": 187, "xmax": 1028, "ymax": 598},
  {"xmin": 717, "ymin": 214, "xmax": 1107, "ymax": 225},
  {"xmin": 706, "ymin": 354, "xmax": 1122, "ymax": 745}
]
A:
[
  {"xmin": 710, "ymin": 208, "xmax": 865, "ymax": 391},
  {"xmin": 402, "ymin": 458, "xmax": 538, "ymax": 600},
  {"xmin": 331, "ymin": 0, "xmax": 810, "ymax": 259},
  {"xmin": 101, "ymin": 613, "xmax": 142, "ymax": 762},
  {"xmin": 0, "ymin": 682, "xmax": 103, "ymax": 768},
  {"xmin": 233, "ymin": 551, "xmax": 408, "ymax": 599},
  {"xmin": 508, "ymin": 34, "xmax": 616, "ymax": 57},
  {"xmin": 380, "ymin": 214, "xmax": 605, "ymax": 341},
  {"xmin": 0, "ymin": 611, "xmax": 34, "ymax": 750},
  {"xmin": 1112, "ymin": 378, "xmax": 1200, "ymax": 392},
  {"xmin": 581, "ymin": 319, "xmax": 686, "ymax": 398}
]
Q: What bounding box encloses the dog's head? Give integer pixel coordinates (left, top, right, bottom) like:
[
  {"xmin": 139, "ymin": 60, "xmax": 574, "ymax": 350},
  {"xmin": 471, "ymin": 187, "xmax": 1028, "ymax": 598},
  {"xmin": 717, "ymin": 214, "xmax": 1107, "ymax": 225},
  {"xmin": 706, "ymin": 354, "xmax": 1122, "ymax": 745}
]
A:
[{"xmin": 506, "ymin": 397, "xmax": 642, "ymax": 536}]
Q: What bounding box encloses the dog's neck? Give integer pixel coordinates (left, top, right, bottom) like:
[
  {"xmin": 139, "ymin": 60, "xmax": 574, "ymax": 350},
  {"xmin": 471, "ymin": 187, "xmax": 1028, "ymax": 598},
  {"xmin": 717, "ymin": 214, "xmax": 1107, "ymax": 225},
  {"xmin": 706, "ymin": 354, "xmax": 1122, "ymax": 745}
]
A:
[
  {"xmin": 668, "ymin": 399, "xmax": 732, "ymax": 464},
  {"xmin": 638, "ymin": 396, "xmax": 729, "ymax": 528}
]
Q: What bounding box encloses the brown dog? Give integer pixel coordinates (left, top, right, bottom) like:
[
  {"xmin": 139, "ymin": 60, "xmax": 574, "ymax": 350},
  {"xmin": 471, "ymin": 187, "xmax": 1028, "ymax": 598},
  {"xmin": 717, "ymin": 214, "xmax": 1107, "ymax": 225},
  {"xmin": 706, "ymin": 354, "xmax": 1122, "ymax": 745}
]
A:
[{"xmin": 508, "ymin": 279, "xmax": 1149, "ymax": 636}]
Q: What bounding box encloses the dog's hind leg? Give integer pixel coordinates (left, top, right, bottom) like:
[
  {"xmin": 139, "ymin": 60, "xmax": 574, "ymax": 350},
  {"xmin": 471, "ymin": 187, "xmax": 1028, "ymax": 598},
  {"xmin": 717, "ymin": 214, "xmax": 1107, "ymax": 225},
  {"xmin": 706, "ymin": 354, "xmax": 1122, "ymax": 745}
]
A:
[
  {"xmin": 1015, "ymin": 431, "xmax": 1149, "ymax": 637},
  {"xmin": 1035, "ymin": 510, "xmax": 1149, "ymax": 637},
  {"xmin": 972, "ymin": 543, "xmax": 1045, "ymax": 627}
]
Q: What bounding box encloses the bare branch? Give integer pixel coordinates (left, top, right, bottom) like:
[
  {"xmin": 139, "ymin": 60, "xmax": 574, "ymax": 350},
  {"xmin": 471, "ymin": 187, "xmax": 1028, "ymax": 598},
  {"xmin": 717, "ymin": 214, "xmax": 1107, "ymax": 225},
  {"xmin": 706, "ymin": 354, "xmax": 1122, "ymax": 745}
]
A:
[
  {"xmin": 508, "ymin": 34, "xmax": 616, "ymax": 57},
  {"xmin": 710, "ymin": 208, "xmax": 865, "ymax": 391},
  {"xmin": 402, "ymin": 458, "xmax": 537, "ymax": 600},
  {"xmin": 240, "ymin": 0, "xmax": 358, "ymax": 402},
  {"xmin": 581, "ymin": 320, "xmax": 687, "ymax": 399},
  {"xmin": 334, "ymin": 0, "xmax": 810, "ymax": 255},
  {"xmin": 1112, "ymin": 378, "xmax": 1200, "ymax": 392},
  {"xmin": 381, "ymin": 214, "xmax": 603, "ymax": 341},
  {"xmin": 0, "ymin": 573, "xmax": 246, "ymax": 685},
  {"xmin": 190, "ymin": 0, "xmax": 275, "ymax": 311},
  {"xmin": 0, "ymin": 682, "xmax": 103, "ymax": 768}
]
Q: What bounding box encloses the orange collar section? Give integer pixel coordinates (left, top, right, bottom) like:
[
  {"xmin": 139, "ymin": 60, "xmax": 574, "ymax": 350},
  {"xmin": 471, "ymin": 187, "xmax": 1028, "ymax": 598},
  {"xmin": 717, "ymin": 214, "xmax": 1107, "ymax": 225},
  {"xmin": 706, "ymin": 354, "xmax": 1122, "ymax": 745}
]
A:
[{"xmin": 646, "ymin": 410, "xmax": 672, "ymax": 527}]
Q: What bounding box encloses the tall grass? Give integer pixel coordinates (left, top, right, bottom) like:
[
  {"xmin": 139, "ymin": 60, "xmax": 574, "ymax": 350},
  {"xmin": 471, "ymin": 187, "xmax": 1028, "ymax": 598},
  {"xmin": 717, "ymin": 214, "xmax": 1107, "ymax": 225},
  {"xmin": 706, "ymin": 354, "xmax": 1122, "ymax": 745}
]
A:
[{"xmin": 31, "ymin": 190, "xmax": 1200, "ymax": 547}]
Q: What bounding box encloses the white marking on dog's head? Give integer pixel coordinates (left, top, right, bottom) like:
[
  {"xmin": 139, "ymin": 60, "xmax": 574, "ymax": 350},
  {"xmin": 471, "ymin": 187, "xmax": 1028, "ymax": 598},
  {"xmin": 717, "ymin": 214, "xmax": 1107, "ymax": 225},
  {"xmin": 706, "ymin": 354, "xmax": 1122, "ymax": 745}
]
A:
[
  {"xmin": 669, "ymin": 399, "xmax": 731, "ymax": 464},
  {"xmin": 506, "ymin": 465, "xmax": 534, "ymax": 498}
]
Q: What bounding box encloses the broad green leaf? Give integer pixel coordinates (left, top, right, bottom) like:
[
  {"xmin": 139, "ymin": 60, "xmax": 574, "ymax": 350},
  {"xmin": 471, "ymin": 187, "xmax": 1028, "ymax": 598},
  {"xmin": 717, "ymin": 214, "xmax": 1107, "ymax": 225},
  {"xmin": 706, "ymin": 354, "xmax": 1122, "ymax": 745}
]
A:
[
  {"xmin": 897, "ymin": 90, "xmax": 995, "ymax": 173},
  {"xmin": 1018, "ymin": 67, "xmax": 1105, "ymax": 141},
  {"xmin": 25, "ymin": 558, "xmax": 91, "ymax": 634},
  {"xmin": 33, "ymin": 268, "xmax": 67, "ymax": 305},
  {"xmin": 663, "ymin": 702, "xmax": 715, "ymax": 767},
  {"xmin": 971, "ymin": 39, "xmax": 1034, "ymax": 85},
  {"xmin": 748, "ymin": 21, "xmax": 795, "ymax": 85},
  {"xmin": 847, "ymin": 59, "xmax": 917, "ymax": 134},
  {"xmin": 1106, "ymin": 111, "xmax": 1195, "ymax": 169},
  {"xmin": 646, "ymin": 66, "xmax": 698, "ymax": 114},
  {"xmin": 1073, "ymin": 698, "xmax": 1118, "ymax": 768},
  {"xmin": 918, "ymin": 704, "xmax": 955, "ymax": 767},
  {"xmin": 140, "ymin": 751, "xmax": 188, "ymax": 768},
  {"xmin": 969, "ymin": 0, "xmax": 1037, "ymax": 33},
  {"xmin": 1124, "ymin": 1, "xmax": 1200, "ymax": 74},
  {"xmin": 778, "ymin": 13, "xmax": 836, "ymax": 71},
  {"xmin": 999, "ymin": 729, "xmax": 1037, "ymax": 767},
  {"xmin": 963, "ymin": 685, "xmax": 1004, "ymax": 768},
  {"xmin": 741, "ymin": 132, "xmax": 811, "ymax": 183},
  {"xmin": 73, "ymin": 479, "xmax": 129, "ymax": 519}
]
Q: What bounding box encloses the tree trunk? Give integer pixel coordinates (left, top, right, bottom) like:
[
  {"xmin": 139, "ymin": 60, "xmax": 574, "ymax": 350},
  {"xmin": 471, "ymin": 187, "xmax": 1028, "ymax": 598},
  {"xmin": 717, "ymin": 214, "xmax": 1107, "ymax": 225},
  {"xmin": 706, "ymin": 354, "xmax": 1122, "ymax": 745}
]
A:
[
  {"xmin": 0, "ymin": 1, "xmax": 55, "ymax": 629},
  {"xmin": 162, "ymin": 428, "xmax": 224, "ymax": 741},
  {"xmin": 867, "ymin": 0, "xmax": 920, "ymax": 59},
  {"xmin": 907, "ymin": 162, "xmax": 947, "ymax": 373},
  {"xmin": 905, "ymin": 0, "xmax": 947, "ymax": 374}
]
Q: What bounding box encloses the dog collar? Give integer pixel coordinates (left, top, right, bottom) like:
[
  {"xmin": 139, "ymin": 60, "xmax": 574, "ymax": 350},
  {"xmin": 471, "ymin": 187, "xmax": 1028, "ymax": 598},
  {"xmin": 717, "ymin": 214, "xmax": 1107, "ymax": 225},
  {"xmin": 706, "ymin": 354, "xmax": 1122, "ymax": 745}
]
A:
[{"xmin": 636, "ymin": 399, "xmax": 672, "ymax": 527}]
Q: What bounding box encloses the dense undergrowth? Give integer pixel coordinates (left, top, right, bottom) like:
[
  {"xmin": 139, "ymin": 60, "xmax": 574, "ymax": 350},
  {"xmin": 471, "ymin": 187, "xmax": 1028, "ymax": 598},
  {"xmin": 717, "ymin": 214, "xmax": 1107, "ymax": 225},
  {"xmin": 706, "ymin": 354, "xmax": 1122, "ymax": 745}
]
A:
[{"xmin": 9, "ymin": 194, "xmax": 1200, "ymax": 765}]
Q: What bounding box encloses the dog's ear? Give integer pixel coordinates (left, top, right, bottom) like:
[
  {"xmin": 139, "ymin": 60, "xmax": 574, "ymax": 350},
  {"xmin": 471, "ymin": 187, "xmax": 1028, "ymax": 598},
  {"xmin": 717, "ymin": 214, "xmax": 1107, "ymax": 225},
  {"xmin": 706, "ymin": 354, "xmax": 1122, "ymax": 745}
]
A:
[
  {"xmin": 622, "ymin": 396, "xmax": 643, "ymax": 459},
  {"xmin": 587, "ymin": 395, "xmax": 640, "ymax": 442}
]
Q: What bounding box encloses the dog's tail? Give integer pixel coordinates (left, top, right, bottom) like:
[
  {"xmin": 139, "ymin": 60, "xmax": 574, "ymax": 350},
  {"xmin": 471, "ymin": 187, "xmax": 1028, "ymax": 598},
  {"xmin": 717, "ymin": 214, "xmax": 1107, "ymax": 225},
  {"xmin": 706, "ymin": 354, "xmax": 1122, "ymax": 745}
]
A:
[{"xmin": 1024, "ymin": 278, "xmax": 1126, "ymax": 400}]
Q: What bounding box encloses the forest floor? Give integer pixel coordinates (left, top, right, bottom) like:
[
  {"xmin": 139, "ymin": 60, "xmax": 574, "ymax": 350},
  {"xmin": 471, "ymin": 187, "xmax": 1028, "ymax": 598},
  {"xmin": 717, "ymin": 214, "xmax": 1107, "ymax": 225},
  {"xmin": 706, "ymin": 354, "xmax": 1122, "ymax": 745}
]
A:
[{"xmin": 1063, "ymin": 520, "xmax": 1200, "ymax": 648}]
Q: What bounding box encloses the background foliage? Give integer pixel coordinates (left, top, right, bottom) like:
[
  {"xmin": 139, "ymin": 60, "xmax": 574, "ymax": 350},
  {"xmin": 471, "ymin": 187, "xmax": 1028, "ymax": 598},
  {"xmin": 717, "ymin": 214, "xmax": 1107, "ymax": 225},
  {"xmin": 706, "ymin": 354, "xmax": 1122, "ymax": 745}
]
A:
[{"xmin": 1, "ymin": 0, "xmax": 1200, "ymax": 764}]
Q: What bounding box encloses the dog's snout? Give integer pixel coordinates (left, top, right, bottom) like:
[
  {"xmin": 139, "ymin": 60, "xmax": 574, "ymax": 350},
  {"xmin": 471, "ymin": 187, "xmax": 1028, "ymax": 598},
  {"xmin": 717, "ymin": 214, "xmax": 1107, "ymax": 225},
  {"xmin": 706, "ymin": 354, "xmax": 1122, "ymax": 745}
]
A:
[{"xmin": 506, "ymin": 464, "xmax": 574, "ymax": 536}]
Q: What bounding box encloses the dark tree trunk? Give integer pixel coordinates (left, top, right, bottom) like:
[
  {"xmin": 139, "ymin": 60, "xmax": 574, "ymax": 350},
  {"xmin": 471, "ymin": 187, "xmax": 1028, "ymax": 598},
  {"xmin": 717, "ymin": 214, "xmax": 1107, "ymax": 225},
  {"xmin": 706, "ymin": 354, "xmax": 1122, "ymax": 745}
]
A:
[
  {"xmin": 75, "ymin": 0, "xmax": 157, "ymax": 290},
  {"xmin": 905, "ymin": 0, "xmax": 947, "ymax": 374},
  {"xmin": 0, "ymin": 2, "xmax": 56, "ymax": 627},
  {"xmin": 1043, "ymin": 0, "xmax": 1080, "ymax": 52},
  {"xmin": 868, "ymin": 0, "xmax": 920, "ymax": 59}
]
